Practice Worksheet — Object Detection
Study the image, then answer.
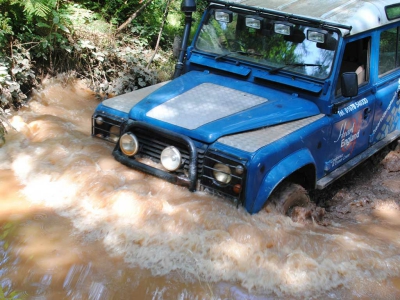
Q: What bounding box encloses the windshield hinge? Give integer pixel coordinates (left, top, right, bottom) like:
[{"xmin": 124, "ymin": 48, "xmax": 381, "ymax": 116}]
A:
[{"xmin": 322, "ymin": 80, "xmax": 331, "ymax": 95}]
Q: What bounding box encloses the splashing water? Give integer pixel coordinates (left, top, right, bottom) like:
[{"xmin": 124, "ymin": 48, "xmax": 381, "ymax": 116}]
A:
[{"xmin": 0, "ymin": 77, "xmax": 400, "ymax": 299}]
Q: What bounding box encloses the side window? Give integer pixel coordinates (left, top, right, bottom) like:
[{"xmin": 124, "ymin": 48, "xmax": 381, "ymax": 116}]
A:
[
  {"xmin": 379, "ymin": 26, "xmax": 400, "ymax": 76},
  {"xmin": 336, "ymin": 37, "xmax": 370, "ymax": 96}
]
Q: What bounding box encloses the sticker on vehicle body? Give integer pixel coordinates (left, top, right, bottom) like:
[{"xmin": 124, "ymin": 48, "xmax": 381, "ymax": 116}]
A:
[
  {"xmin": 333, "ymin": 118, "xmax": 361, "ymax": 152},
  {"xmin": 372, "ymin": 80, "xmax": 400, "ymax": 141},
  {"xmin": 337, "ymin": 98, "xmax": 368, "ymax": 117}
]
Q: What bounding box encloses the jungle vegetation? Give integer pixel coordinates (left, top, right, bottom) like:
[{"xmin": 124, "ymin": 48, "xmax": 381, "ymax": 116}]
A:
[{"xmin": 0, "ymin": 0, "xmax": 207, "ymax": 142}]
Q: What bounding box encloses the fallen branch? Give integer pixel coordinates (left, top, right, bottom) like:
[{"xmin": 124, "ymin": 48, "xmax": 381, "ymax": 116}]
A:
[
  {"xmin": 117, "ymin": 0, "xmax": 153, "ymax": 33},
  {"xmin": 146, "ymin": 0, "xmax": 172, "ymax": 69}
]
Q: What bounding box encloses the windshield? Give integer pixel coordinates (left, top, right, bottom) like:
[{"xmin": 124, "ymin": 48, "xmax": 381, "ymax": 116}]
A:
[{"xmin": 195, "ymin": 9, "xmax": 338, "ymax": 79}]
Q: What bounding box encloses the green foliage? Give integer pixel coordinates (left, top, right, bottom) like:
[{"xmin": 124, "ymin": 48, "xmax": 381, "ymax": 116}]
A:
[
  {"xmin": 0, "ymin": 14, "xmax": 13, "ymax": 47},
  {"xmin": 23, "ymin": 0, "xmax": 55, "ymax": 19},
  {"xmin": 78, "ymin": 0, "xmax": 144, "ymax": 25},
  {"xmin": 0, "ymin": 0, "xmax": 195, "ymax": 141},
  {"xmin": 75, "ymin": 0, "xmax": 192, "ymax": 49},
  {"xmin": 0, "ymin": 0, "xmax": 72, "ymax": 80}
]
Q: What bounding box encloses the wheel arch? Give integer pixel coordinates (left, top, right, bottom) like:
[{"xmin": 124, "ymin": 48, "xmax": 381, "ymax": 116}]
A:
[{"xmin": 248, "ymin": 148, "xmax": 316, "ymax": 213}]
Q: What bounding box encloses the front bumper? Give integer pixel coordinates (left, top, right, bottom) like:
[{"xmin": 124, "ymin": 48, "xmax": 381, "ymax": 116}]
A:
[
  {"xmin": 113, "ymin": 120, "xmax": 200, "ymax": 191},
  {"xmin": 112, "ymin": 120, "xmax": 247, "ymax": 204}
]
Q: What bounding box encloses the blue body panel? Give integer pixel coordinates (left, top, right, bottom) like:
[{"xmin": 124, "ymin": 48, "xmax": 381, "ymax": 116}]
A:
[
  {"xmin": 129, "ymin": 71, "xmax": 321, "ymax": 143},
  {"xmin": 225, "ymin": 117, "xmax": 331, "ymax": 213},
  {"xmin": 250, "ymin": 148, "xmax": 316, "ymax": 213}
]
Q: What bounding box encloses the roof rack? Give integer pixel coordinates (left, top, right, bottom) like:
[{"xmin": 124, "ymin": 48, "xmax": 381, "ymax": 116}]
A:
[{"xmin": 208, "ymin": 0, "xmax": 352, "ymax": 33}]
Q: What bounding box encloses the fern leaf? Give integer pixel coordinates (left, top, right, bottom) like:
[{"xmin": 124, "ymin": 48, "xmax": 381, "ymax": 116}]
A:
[{"xmin": 23, "ymin": 0, "xmax": 52, "ymax": 18}]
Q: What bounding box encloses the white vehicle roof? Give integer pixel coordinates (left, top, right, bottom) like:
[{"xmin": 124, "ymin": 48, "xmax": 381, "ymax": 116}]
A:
[{"xmin": 210, "ymin": 0, "xmax": 400, "ymax": 36}]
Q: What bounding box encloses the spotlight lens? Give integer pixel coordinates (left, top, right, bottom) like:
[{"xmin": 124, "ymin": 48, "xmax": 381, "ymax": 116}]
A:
[
  {"xmin": 213, "ymin": 163, "xmax": 232, "ymax": 184},
  {"xmin": 119, "ymin": 133, "xmax": 139, "ymax": 156},
  {"xmin": 161, "ymin": 146, "xmax": 182, "ymax": 171}
]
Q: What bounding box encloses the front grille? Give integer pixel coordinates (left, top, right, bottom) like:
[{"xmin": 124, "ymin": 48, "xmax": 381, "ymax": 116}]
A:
[
  {"xmin": 201, "ymin": 152, "xmax": 246, "ymax": 202},
  {"xmin": 115, "ymin": 121, "xmax": 245, "ymax": 203},
  {"xmin": 92, "ymin": 115, "xmax": 122, "ymax": 143},
  {"xmin": 114, "ymin": 121, "xmax": 203, "ymax": 191},
  {"xmin": 134, "ymin": 129, "xmax": 205, "ymax": 175}
]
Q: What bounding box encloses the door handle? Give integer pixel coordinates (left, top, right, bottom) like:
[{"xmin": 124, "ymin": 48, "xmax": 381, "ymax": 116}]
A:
[{"xmin": 363, "ymin": 107, "xmax": 371, "ymax": 119}]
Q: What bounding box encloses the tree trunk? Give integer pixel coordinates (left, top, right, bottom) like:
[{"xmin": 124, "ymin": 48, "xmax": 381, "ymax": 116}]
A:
[
  {"xmin": 117, "ymin": 0, "xmax": 152, "ymax": 33},
  {"xmin": 146, "ymin": 0, "xmax": 172, "ymax": 69}
]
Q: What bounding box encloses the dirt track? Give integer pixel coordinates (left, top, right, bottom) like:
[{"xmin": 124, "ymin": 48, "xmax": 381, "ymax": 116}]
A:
[{"xmin": 312, "ymin": 143, "xmax": 400, "ymax": 224}]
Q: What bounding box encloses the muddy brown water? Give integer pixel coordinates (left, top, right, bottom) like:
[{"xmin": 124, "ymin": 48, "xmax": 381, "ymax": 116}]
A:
[{"xmin": 0, "ymin": 78, "xmax": 400, "ymax": 299}]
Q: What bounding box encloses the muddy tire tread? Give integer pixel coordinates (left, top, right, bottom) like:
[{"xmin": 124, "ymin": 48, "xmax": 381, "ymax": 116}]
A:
[{"xmin": 267, "ymin": 182, "xmax": 310, "ymax": 215}]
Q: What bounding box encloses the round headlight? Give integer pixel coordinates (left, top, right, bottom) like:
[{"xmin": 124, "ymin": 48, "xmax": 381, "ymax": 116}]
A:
[
  {"xmin": 161, "ymin": 146, "xmax": 182, "ymax": 171},
  {"xmin": 95, "ymin": 116, "xmax": 104, "ymax": 125},
  {"xmin": 213, "ymin": 163, "xmax": 232, "ymax": 184},
  {"xmin": 109, "ymin": 125, "xmax": 120, "ymax": 143},
  {"xmin": 119, "ymin": 133, "xmax": 139, "ymax": 156}
]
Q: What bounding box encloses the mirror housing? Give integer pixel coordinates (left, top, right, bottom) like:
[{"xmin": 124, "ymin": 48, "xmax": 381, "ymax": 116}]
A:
[{"xmin": 341, "ymin": 72, "xmax": 358, "ymax": 98}]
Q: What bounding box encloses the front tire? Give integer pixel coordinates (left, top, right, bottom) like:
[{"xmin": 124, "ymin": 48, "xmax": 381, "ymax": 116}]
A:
[{"xmin": 266, "ymin": 182, "xmax": 310, "ymax": 216}]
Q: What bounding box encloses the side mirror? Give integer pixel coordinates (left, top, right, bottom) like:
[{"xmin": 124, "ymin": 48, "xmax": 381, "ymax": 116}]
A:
[
  {"xmin": 181, "ymin": 0, "xmax": 196, "ymax": 12},
  {"xmin": 341, "ymin": 72, "xmax": 358, "ymax": 98}
]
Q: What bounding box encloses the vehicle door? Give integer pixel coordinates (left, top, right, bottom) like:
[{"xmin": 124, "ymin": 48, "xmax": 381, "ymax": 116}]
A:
[
  {"xmin": 370, "ymin": 25, "xmax": 400, "ymax": 144},
  {"xmin": 325, "ymin": 37, "xmax": 375, "ymax": 172}
]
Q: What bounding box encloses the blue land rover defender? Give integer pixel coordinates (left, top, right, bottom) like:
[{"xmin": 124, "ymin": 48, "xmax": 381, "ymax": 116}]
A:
[{"xmin": 92, "ymin": 0, "xmax": 400, "ymax": 215}]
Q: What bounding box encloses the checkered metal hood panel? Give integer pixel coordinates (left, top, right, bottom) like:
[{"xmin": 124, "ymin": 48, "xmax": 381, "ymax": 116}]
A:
[
  {"xmin": 146, "ymin": 83, "xmax": 268, "ymax": 130},
  {"xmin": 218, "ymin": 114, "xmax": 325, "ymax": 152},
  {"xmin": 102, "ymin": 81, "xmax": 169, "ymax": 113}
]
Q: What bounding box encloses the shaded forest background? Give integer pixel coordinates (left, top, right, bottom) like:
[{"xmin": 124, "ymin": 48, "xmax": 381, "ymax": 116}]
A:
[{"xmin": 0, "ymin": 0, "xmax": 207, "ymax": 141}]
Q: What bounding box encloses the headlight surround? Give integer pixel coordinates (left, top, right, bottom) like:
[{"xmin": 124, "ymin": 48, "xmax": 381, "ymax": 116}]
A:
[
  {"xmin": 213, "ymin": 163, "xmax": 232, "ymax": 184},
  {"xmin": 109, "ymin": 125, "xmax": 120, "ymax": 143},
  {"xmin": 119, "ymin": 133, "xmax": 139, "ymax": 156},
  {"xmin": 161, "ymin": 146, "xmax": 182, "ymax": 171}
]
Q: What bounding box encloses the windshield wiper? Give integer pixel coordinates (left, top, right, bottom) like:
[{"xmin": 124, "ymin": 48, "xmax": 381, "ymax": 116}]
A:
[
  {"xmin": 215, "ymin": 51, "xmax": 262, "ymax": 61},
  {"xmin": 269, "ymin": 63, "xmax": 322, "ymax": 75}
]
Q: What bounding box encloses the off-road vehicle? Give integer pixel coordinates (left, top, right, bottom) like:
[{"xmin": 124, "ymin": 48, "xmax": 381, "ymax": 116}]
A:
[{"xmin": 92, "ymin": 0, "xmax": 400, "ymax": 215}]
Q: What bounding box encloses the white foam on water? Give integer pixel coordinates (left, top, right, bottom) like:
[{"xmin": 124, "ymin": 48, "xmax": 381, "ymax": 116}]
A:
[{"xmin": 1, "ymin": 79, "xmax": 400, "ymax": 298}]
